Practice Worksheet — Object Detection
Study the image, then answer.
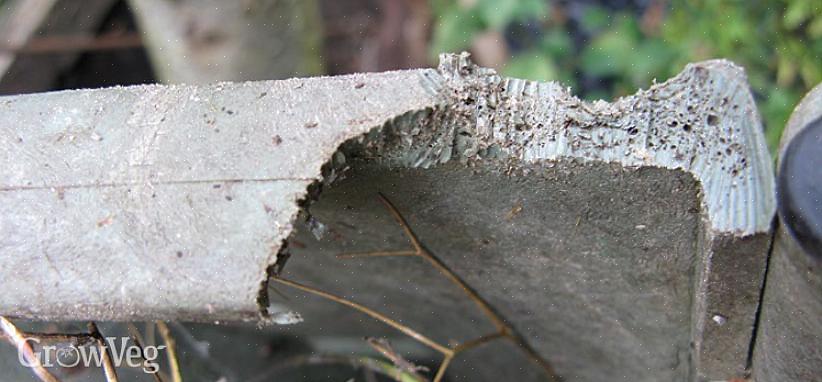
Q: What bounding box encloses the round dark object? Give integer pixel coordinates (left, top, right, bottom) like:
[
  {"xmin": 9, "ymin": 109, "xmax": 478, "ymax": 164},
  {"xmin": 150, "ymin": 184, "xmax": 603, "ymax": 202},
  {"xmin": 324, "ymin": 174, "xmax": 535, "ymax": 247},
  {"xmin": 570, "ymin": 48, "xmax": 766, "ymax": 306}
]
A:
[{"xmin": 778, "ymin": 115, "xmax": 822, "ymax": 259}]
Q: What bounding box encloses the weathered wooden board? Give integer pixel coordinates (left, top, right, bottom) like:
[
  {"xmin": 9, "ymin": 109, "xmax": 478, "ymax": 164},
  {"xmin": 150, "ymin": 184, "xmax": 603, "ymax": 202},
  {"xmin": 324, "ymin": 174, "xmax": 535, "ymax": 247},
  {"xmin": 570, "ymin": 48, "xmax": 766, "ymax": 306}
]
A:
[
  {"xmin": 753, "ymin": 83, "xmax": 822, "ymax": 382},
  {"xmin": 0, "ymin": 54, "xmax": 775, "ymax": 381},
  {"xmin": 0, "ymin": 69, "xmax": 440, "ymax": 322}
]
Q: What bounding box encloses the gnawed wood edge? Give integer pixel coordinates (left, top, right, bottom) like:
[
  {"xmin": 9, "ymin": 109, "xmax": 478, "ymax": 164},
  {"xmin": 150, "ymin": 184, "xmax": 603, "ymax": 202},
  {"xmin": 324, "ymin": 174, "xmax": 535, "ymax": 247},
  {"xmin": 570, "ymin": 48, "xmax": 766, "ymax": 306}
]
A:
[{"xmin": 0, "ymin": 53, "xmax": 774, "ymax": 379}]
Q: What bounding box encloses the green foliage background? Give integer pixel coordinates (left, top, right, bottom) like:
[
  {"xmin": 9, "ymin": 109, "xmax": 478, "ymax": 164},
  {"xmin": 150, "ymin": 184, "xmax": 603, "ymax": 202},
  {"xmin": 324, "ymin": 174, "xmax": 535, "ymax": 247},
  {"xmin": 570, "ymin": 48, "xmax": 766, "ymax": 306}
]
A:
[{"xmin": 430, "ymin": 0, "xmax": 822, "ymax": 153}]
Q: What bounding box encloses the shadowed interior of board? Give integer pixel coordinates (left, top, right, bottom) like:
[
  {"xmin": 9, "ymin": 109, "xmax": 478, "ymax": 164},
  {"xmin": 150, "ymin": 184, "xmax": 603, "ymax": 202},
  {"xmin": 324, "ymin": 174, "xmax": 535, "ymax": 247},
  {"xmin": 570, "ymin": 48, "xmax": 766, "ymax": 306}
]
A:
[{"xmin": 275, "ymin": 157, "xmax": 701, "ymax": 381}]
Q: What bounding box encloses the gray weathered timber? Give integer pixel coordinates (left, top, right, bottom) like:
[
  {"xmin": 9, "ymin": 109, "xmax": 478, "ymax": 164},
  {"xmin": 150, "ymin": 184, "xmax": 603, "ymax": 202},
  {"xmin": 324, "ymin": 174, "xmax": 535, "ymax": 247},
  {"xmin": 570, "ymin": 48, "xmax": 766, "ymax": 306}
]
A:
[
  {"xmin": 128, "ymin": 0, "xmax": 324, "ymax": 84},
  {"xmin": 753, "ymin": 83, "xmax": 822, "ymax": 382},
  {"xmin": 270, "ymin": 55, "xmax": 775, "ymax": 382},
  {"xmin": 0, "ymin": 54, "xmax": 774, "ymax": 381},
  {"xmin": 0, "ymin": 69, "xmax": 440, "ymax": 322}
]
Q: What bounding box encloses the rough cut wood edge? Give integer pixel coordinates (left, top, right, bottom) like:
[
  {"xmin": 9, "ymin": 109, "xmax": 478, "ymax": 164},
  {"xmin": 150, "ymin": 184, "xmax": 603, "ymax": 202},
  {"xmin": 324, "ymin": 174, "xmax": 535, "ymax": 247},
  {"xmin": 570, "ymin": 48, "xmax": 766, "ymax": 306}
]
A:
[
  {"xmin": 0, "ymin": 53, "xmax": 774, "ymax": 379},
  {"xmin": 357, "ymin": 53, "xmax": 775, "ymax": 379},
  {"xmin": 394, "ymin": 53, "xmax": 775, "ymax": 236}
]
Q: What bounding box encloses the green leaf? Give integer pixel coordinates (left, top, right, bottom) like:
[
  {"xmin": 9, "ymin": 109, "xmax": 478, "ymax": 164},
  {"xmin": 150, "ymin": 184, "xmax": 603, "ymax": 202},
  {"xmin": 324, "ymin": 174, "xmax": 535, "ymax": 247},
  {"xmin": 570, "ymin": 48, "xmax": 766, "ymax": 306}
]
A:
[
  {"xmin": 430, "ymin": 5, "xmax": 483, "ymax": 56},
  {"xmin": 580, "ymin": 17, "xmax": 640, "ymax": 77},
  {"xmin": 808, "ymin": 15, "xmax": 822, "ymax": 38},
  {"xmin": 580, "ymin": 5, "xmax": 611, "ymax": 32},
  {"xmin": 630, "ymin": 39, "xmax": 678, "ymax": 86},
  {"xmin": 502, "ymin": 52, "xmax": 558, "ymax": 82},
  {"xmin": 540, "ymin": 28, "xmax": 572, "ymax": 57},
  {"xmin": 476, "ymin": 0, "xmax": 547, "ymax": 30},
  {"xmin": 783, "ymin": 0, "xmax": 812, "ymax": 30},
  {"xmin": 799, "ymin": 56, "xmax": 822, "ymax": 87},
  {"xmin": 776, "ymin": 53, "xmax": 798, "ymax": 87},
  {"xmin": 363, "ymin": 357, "xmax": 427, "ymax": 382},
  {"xmin": 583, "ymin": 89, "xmax": 611, "ymax": 102},
  {"xmin": 763, "ymin": 87, "xmax": 800, "ymax": 153}
]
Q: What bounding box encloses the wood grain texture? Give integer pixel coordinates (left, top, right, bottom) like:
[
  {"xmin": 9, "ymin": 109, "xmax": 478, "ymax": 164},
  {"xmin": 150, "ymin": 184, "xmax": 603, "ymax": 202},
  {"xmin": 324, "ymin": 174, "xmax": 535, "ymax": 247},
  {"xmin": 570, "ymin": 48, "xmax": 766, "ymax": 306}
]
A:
[{"xmin": 0, "ymin": 69, "xmax": 440, "ymax": 322}]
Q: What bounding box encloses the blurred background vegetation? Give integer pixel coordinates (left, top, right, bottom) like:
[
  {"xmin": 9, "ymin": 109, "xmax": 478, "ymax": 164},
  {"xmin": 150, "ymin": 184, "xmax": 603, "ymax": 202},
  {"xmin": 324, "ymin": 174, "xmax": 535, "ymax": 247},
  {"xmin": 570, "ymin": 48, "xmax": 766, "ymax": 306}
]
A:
[
  {"xmin": 429, "ymin": 0, "xmax": 821, "ymax": 153},
  {"xmin": 1, "ymin": 0, "xmax": 818, "ymax": 153}
]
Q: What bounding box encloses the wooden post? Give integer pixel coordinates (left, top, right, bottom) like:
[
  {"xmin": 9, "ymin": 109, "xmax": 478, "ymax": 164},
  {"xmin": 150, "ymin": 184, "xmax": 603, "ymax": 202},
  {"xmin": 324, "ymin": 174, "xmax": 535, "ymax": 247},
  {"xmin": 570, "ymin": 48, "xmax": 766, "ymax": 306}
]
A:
[
  {"xmin": 753, "ymin": 83, "xmax": 822, "ymax": 382},
  {"xmin": 128, "ymin": 0, "xmax": 324, "ymax": 84}
]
